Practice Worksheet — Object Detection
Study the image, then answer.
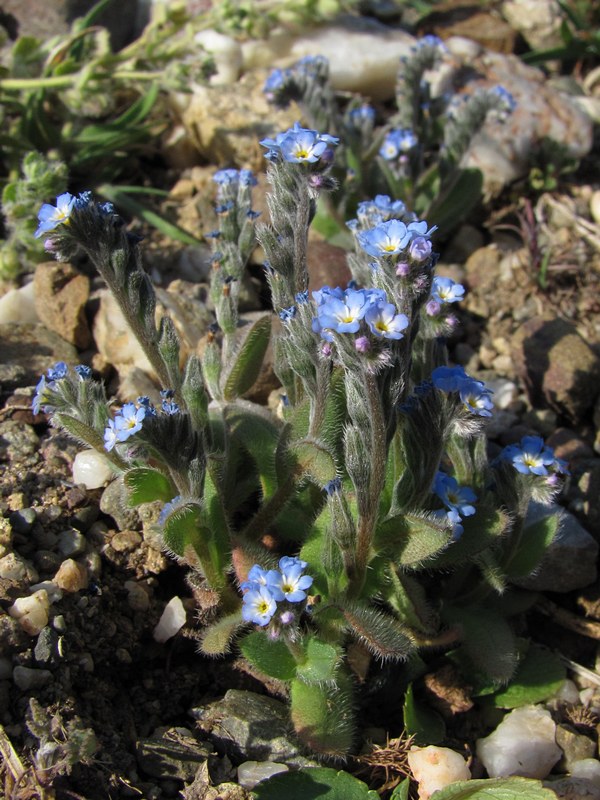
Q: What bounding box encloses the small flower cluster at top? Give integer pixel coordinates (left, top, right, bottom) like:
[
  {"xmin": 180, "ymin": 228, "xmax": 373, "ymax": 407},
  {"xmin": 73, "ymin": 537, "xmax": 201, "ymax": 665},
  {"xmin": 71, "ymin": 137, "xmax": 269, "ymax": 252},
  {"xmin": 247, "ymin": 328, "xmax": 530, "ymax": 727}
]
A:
[
  {"xmin": 241, "ymin": 558, "xmax": 313, "ymax": 627},
  {"xmin": 500, "ymin": 435, "xmax": 567, "ymax": 486},
  {"xmin": 379, "ymin": 128, "xmax": 419, "ymax": 162},
  {"xmin": 263, "ymin": 55, "xmax": 329, "ymax": 107},
  {"xmin": 32, "ymin": 361, "xmax": 91, "ymax": 415},
  {"xmin": 34, "ymin": 191, "xmax": 113, "ymax": 241},
  {"xmin": 431, "ymin": 365, "xmax": 494, "ymax": 418},
  {"xmin": 348, "ymin": 194, "xmax": 413, "ymax": 231},
  {"xmin": 311, "ymin": 285, "xmax": 409, "ymax": 348},
  {"xmin": 432, "ymin": 471, "xmax": 477, "ymax": 539},
  {"xmin": 357, "ymin": 218, "xmax": 437, "ymax": 272},
  {"xmin": 260, "ymin": 122, "xmax": 339, "ymax": 164},
  {"xmin": 103, "ymin": 390, "xmax": 179, "ymax": 451}
]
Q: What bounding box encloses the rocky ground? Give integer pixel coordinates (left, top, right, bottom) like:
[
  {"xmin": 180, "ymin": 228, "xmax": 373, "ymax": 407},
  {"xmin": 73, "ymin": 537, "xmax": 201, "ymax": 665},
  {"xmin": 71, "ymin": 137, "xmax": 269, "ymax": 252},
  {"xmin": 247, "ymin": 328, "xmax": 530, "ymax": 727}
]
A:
[{"xmin": 2, "ymin": 2, "xmax": 600, "ymax": 799}]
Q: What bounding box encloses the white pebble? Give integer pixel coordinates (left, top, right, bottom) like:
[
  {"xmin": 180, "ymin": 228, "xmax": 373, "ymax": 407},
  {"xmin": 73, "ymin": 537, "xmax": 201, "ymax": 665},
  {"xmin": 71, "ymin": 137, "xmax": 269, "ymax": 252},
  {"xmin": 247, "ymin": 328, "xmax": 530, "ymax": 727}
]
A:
[
  {"xmin": 0, "ymin": 281, "xmax": 39, "ymax": 324},
  {"xmin": 72, "ymin": 449, "xmax": 114, "ymax": 490},
  {"xmin": 237, "ymin": 761, "xmax": 289, "ymax": 789},
  {"xmin": 407, "ymin": 746, "xmax": 471, "ymax": 800},
  {"xmin": 0, "ymin": 552, "xmax": 38, "ymax": 583},
  {"xmin": 8, "ymin": 590, "xmax": 50, "ymax": 636},
  {"xmin": 195, "ymin": 30, "xmax": 242, "ymax": 85},
  {"xmin": 555, "ymin": 679, "xmax": 581, "ymax": 705},
  {"xmin": 571, "ymin": 759, "xmax": 600, "ymax": 787},
  {"xmin": 476, "ymin": 706, "xmax": 561, "ymax": 779},
  {"xmin": 29, "ymin": 581, "xmax": 63, "ymax": 604},
  {"xmin": 153, "ymin": 596, "xmax": 186, "ymax": 643}
]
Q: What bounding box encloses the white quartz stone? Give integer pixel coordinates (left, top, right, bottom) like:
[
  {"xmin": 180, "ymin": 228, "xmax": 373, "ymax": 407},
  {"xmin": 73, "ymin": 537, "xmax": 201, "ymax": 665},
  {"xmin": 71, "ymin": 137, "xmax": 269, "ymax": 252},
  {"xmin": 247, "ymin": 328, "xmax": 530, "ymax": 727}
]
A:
[
  {"xmin": 408, "ymin": 746, "xmax": 471, "ymax": 800},
  {"xmin": 0, "ymin": 281, "xmax": 39, "ymax": 324},
  {"xmin": 476, "ymin": 705, "xmax": 561, "ymax": 779},
  {"xmin": 195, "ymin": 30, "xmax": 243, "ymax": 85},
  {"xmin": 72, "ymin": 449, "xmax": 114, "ymax": 490},
  {"xmin": 153, "ymin": 596, "xmax": 186, "ymax": 643},
  {"xmin": 237, "ymin": 761, "xmax": 289, "ymax": 789},
  {"xmin": 8, "ymin": 590, "xmax": 50, "ymax": 636}
]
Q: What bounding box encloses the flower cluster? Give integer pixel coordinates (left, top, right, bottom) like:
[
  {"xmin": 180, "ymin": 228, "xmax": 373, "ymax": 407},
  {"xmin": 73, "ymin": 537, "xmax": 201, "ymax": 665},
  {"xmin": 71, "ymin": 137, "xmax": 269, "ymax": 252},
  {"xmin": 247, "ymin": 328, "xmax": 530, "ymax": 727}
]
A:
[
  {"xmin": 312, "ymin": 285, "xmax": 408, "ymax": 343},
  {"xmin": 432, "ymin": 471, "xmax": 477, "ymax": 538},
  {"xmin": 241, "ymin": 558, "xmax": 313, "ymax": 626},
  {"xmin": 379, "ymin": 128, "xmax": 418, "ymax": 161},
  {"xmin": 357, "ymin": 218, "xmax": 436, "ymax": 264},
  {"xmin": 501, "ymin": 436, "xmax": 566, "ymax": 479},
  {"xmin": 263, "ymin": 55, "xmax": 329, "ymax": 108},
  {"xmin": 32, "ymin": 361, "xmax": 91, "ymax": 414},
  {"xmin": 104, "ymin": 403, "xmax": 146, "ymax": 451},
  {"xmin": 260, "ymin": 122, "xmax": 339, "ymax": 164},
  {"xmin": 432, "ymin": 365, "xmax": 494, "ymax": 418}
]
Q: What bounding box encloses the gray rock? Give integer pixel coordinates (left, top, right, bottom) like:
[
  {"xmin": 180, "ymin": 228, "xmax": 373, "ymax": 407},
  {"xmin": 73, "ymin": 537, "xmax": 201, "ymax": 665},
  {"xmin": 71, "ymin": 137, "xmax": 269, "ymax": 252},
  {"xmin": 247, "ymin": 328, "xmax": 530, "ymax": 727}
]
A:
[
  {"xmin": 555, "ymin": 725, "xmax": 596, "ymax": 772},
  {"xmin": 512, "ymin": 502, "xmax": 598, "ymax": 592},
  {"xmin": 34, "ymin": 627, "xmax": 60, "ymax": 668},
  {"xmin": 136, "ymin": 727, "xmax": 213, "ymax": 780},
  {"xmin": 191, "ymin": 690, "xmax": 315, "ymax": 767},
  {"xmin": 237, "ymin": 761, "xmax": 289, "ymax": 789},
  {"xmin": 13, "ymin": 665, "xmax": 53, "ymax": 690},
  {"xmin": 9, "ymin": 508, "xmax": 37, "ymax": 534},
  {"xmin": 100, "ymin": 477, "xmax": 140, "ymax": 531},
  {"xmin": 0, "ymin": 420, "xmax": 40, "ymax": 461},
  {"xmin": 511, "ymin": 317, "xmax": 600, "ymax": 424},
  {"xmin": 57, "ymin": 528, "xmax": 87, "ymax": 558},
  {"xmin": 71, "ymin": 505, "xmax": 99, "ymax": 532},
  {"xmin": 34, "ymin": 550, "xmax": 62, "ymax": 573}
]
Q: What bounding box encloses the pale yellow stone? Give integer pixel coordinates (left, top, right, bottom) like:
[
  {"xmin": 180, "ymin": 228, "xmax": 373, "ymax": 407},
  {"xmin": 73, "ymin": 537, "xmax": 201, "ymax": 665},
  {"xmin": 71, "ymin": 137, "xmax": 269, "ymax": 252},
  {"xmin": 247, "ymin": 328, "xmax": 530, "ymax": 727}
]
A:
[
  {"xmin": 54, "ymin": 559, "xmax": 89, "ymax": 593},
  {"xmin": 8, "ymin": 590, "xmax": 49, "ymax": 636}
]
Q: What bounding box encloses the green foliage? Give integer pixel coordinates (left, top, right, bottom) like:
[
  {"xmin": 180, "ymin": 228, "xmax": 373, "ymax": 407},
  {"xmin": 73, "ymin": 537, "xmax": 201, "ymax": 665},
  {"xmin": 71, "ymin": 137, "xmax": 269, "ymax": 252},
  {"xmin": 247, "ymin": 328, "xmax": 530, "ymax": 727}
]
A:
[
  {"xmin": 429, "ymin": 777, "xmax": 556, "ymax": 800},
  {"xmin": 252, "ymin": 766, "xmax": 379, "ymax": 800},
  {"xmin": 505, "ymin": 513, "xmax": 559, "ymax": 578},
  {"xmin": 200, "ymin": 610, "xmax": 245, "ymax": 656},
  {"xmin": 489, "ymin": 644, "xmax": 566, "ymax": 708},
  {"xmin": 240, "ymin": 631, "xmax": 298, "ymax": 680},
  {"xmin": 290, "ymin": 671, "xmax": 356, "ymax": 756},
  {"xmin": 403, "ymin": 682, "xmax": 445, "ymax": 745},
  {"xmin": 124, "ymin": 467, "xmax": 176, "ymax": 506},
  {"xmin": 223, "ymin": 315, "xmax": 272, "ymax": 401}
]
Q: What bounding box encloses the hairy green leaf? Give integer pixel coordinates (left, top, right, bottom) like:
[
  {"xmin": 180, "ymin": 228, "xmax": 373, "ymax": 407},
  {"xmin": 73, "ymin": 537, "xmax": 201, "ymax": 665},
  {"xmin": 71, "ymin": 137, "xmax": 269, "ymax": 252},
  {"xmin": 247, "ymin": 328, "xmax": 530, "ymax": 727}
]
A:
[
  {"xmin": 200, "ymin": 610, "xmax": 244, "ymax": 656},
  {"xmin": 340, "ymin": 602, "xmax": 415, "ymax": 661},
  {"xmin": 223, "ymin": 314, "xmax": 271, "ymax": 401},
  {"xmin": 240, "ymin": 631, "xmax": 297, "ymax": 681},
  {"xmin": 290, "ymin": 671, "xmax": 356, "ymax": 756},
  {"xmin": 297, "ymin": 637, "xmax": 340, "ymax": 685},
  {"xmin": 376, "ymin": 513, "xmax": 452, "ymax": 567},
  {"xmin": 292, "ymin": 438, "xmax": 337, "ymax": 485},
  {"xmin": 253, "ymin": 767, "xmax": 379, "ymax": 800},
  {"xmin": 444, "ymin": 606, "xmax": 518, "ymax": 685},
  {"xmin": 505, "ymin": 514, "xmax": 559, "ymax": 578},
  {"xmin": 429, "ymin": 777, "xmax": 555, "ymax": 800},
  {"xmin": 124, "ymin": 467, "xmax": 175, "ymax": 506},
  {"xmin": 491, "ymin": 644, "xmax": 566, "ymax": 708}
]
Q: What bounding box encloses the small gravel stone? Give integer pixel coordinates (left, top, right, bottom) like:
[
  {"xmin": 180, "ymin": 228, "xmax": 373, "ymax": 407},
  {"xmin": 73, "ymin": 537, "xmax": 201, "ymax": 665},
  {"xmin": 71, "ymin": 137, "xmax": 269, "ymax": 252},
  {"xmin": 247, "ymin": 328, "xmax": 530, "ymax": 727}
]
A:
[
  {"xmin": 111, "ymin": 530, "xmax": 142, "ymax": 553},
  {"xmin": 408, "ymin": 746, "xmax": 471, "ymax": 800},
  {"xmin": 0, "ymin": 553, "xmax": 38, "ymax": 583},
  {"xmin": 72, "ymin": 449, "xmax": 114, "ymax": 490},
  {"xmin": 153, "ymin": 597, "xmax": 186, "ymax": 643},
  {"xmin": 125, "ymin": 580, "xmax": 150, "ymax": 612},
  {"xmin": 34, "ymin": 550, "xmax": 63, "ymax": 573},
  {"xmin": 29, "ymin": 581, "xmax": 63, "ymax": 604},
  {"xmin": 476, "ymin": 705, "xmax": 561, "ymax": 779},
  {"xmin": 52, "ymin": 615, "xmax": 67, "ymax": 633},
  {"xmin": 571, "ymin": 759, "xmax": 600, "ymax": 787},
  {"xmin": 71, "ymin": 505, "xmax": 99, "ymax": 532},
  {"xmin": 13, "ymin": 665, "xmax": 53, "ymax": 690},
  {"xmin": 9, "ymin": 508, "xmax": 36, "ymax": 534},
  {"xmin": 57, "ymin": 528, "xmax": 87, "ymax": 558},
  {"xmin": 54, "ymin": 559, "xmax": 89, "ymax": 593},
  {"xmin": 8, "ymin": 590, "xmax": 50, "ymax": 636},
  {"xmin": 34, "ymin": 627, "xmax": 60, "ymax": 668},
  {"xmin": 79, "ymin": 653, "xmax": 95, "ymax": 673},
  {"xmin": 237, "ymin": 761, "xmax": 289, "ymax": 789}
]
